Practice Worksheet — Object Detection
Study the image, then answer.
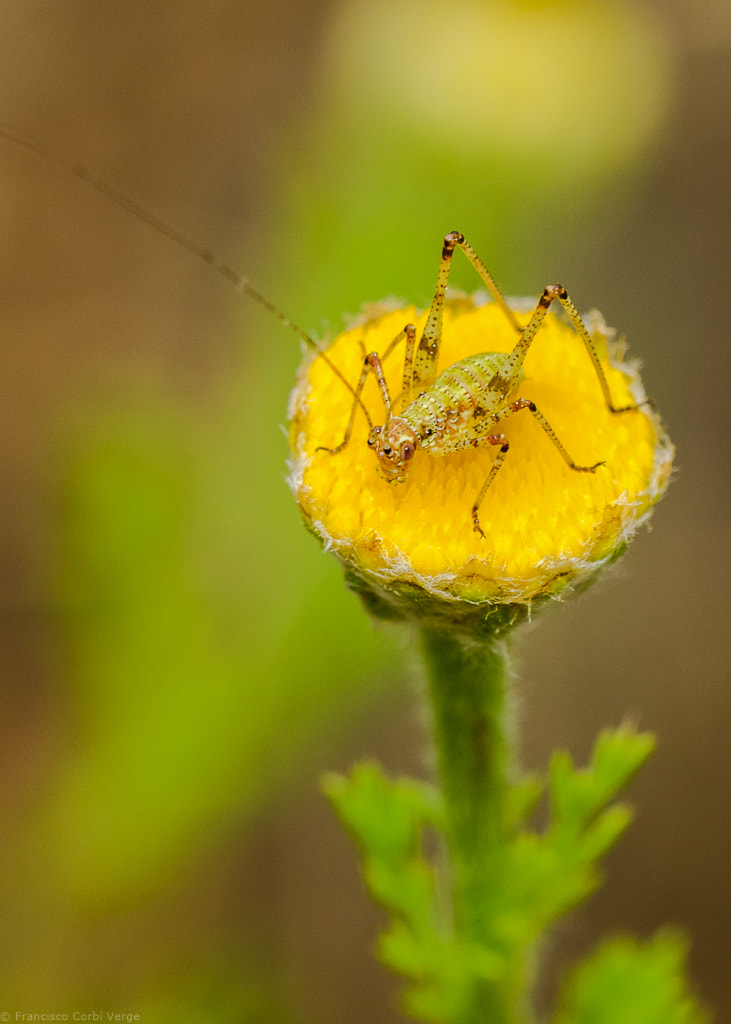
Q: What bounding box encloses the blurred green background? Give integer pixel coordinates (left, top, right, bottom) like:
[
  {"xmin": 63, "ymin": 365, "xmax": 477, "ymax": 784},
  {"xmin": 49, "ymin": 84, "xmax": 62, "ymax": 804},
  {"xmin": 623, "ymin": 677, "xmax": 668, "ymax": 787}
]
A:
[{"xmin": 0, "ymin": 0, "xmax": 728, "ymax": 1020}]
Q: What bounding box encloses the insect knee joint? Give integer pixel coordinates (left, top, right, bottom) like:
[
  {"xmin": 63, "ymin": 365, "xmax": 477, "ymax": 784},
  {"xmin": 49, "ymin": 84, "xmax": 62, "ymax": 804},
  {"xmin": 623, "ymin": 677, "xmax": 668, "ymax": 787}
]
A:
[
  {"xmin": 487, "ymin": 433, "xmax": 509, "ymax": 453},
  {"xmin": 539, "ymin": 284, "xmax": 566, "ymax": 307},
  {"xmin": 509, "ymin": 398, "xmax": 536, "ymax": 414},
  {"xmin": 443, "ymin": 230, "xmax": 464, "ymax": 255}
]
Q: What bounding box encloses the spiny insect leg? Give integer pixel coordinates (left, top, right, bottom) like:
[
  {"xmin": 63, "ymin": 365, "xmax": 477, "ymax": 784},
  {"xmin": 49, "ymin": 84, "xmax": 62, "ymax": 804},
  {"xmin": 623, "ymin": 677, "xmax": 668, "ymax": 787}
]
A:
[
  {"xmin": 415, "ymin": 230, "xmax": 522, "ymax": 400},
  {"xmin": 549, "ymin": 287, "xmax": 651, "ymax": 414},
  {"xmin": 413, "ymin": 232, "xmax": 461, "ymax": 397},
  {"xmin": 380, "ymin": 323, "xmax": 417, "ymax": 411},
  {"xmin": 495, "ymin": 284, "xmax": 650, "ymax": 415},
  {"xmin": 472, "ymin": 434, "xmax": 511, "ymax": 538},
  {"xmin": 452, "ymin": 235, "xmax": 523, "ymax": 334},
  {"xmin": 471, "ymin": 396, "xmax": 606, "ymax": 537},
  {"xmin": 505, "ymin": 398, "xmax": 604, "ymax": 472},
  {"xmin": 317, "ymin": 351, "xmax": 396, "ymax": 456}
]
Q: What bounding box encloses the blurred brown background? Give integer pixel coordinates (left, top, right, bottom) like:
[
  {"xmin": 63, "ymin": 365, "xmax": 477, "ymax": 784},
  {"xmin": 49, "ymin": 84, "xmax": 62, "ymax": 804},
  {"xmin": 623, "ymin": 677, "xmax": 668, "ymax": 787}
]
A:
[{"xmin": 0, "ymin": 0, "xmax": 729, "ymax": 1021}]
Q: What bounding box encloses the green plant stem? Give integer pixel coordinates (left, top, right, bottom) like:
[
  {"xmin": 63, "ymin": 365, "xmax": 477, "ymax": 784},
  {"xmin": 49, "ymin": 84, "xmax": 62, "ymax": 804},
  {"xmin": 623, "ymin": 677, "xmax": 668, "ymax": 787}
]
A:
[{"xmin": 419, "ymin": 625, "xmax": 520, "ymax": 1024}]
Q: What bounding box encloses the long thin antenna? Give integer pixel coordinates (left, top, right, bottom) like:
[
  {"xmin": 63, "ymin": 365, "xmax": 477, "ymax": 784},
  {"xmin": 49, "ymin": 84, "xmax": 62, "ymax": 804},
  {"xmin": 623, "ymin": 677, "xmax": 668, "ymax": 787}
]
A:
[
  {"xmin": 0, "ymin": 122, "xmax": 369, "ymax": 418},
  {"xmin": 0, "ymin": 124, "xmax": 311, "ymax": 340}
]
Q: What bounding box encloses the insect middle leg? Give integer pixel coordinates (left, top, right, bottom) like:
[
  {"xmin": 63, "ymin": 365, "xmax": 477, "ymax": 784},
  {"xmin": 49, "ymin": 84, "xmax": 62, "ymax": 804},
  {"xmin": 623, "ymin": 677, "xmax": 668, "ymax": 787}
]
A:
[
  {"xmin": 381, "ymin": 322, "xmax": 417, "ymax": 413},
  {"xmin": 470, "ymin": 398, "xmax": 604, "ymax": 537},
  {"xmin": 471, "ymin": 433, "xmax": 511, "ymax": 538}
]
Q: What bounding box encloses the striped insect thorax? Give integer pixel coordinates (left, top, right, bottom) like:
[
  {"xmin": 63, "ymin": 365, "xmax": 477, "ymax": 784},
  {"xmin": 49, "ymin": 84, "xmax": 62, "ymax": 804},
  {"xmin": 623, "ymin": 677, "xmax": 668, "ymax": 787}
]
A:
[{"xmin": 405, "ymin": 352, "xmax": 516, "ymax": 455}]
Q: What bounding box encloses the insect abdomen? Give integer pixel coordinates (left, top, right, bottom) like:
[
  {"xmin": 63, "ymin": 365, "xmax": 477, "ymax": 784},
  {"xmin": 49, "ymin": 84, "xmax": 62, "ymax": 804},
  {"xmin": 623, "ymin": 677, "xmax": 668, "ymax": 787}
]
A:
[{"xmin": 406, "ymin": 352, "xmax": 515, "ymax": 454}]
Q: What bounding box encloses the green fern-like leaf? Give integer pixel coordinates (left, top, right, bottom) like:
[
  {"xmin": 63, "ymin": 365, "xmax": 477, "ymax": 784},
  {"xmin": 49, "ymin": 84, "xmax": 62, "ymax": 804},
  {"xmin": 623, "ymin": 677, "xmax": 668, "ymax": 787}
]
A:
[
  {"xmin": 554, "ymin": 931, "xmax": 711, "ymax": 1024},
  {"xmin": 325, "ymin": 726, "xmax": 664, "ymax": 1024}
]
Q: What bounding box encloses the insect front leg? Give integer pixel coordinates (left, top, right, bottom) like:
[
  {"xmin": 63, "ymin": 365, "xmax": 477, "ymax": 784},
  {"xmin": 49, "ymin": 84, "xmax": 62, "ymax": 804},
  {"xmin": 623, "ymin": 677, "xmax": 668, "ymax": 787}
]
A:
[
  {"xmin": 317, "ymin": 324, "xmax": 414, "ymax": 455},
  {"xmin": 316, "ymin": 354, "xmax": 380, "ymax": 455}
]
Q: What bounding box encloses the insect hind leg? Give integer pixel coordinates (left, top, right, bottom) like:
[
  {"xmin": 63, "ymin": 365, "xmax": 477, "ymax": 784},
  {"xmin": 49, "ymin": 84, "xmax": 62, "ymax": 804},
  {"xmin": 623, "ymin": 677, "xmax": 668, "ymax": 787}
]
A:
[
  {"xmin": 414, "ymin": 231, "xmax": 521, "ymax": 400},
  {"xmin": 546, "ymin": 286, "xmax": 651, "ymax": 415}
]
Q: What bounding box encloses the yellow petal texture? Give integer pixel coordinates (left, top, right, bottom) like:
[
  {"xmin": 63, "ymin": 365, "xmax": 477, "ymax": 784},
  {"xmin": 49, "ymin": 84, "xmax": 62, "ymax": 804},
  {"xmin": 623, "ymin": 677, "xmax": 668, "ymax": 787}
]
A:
[{"xmin": 288, "ymin": 295, "xmax": 673, "ymax": 619}]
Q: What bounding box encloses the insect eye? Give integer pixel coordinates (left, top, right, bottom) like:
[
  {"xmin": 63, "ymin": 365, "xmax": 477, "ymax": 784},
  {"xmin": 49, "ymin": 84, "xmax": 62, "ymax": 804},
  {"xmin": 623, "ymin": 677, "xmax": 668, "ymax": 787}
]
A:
[{"xmin": 402, "ymin": 443, "xmax": 415, "ymax": 460}]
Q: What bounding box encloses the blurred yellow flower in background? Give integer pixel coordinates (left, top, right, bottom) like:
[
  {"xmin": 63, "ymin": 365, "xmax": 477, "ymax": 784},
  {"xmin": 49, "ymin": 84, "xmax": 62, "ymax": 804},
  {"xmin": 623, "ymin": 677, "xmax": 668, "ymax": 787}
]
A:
[{"xmin": 325, "ymin": 0, "xmax": 672, "ymax": 184}]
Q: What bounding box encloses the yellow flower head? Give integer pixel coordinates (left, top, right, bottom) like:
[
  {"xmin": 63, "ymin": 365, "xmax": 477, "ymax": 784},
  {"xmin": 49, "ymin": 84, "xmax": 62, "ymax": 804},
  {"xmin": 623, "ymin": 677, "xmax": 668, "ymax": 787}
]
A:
[{"xmin": 289, "ymin": 276, "xmax": 672, "ymax": 628}]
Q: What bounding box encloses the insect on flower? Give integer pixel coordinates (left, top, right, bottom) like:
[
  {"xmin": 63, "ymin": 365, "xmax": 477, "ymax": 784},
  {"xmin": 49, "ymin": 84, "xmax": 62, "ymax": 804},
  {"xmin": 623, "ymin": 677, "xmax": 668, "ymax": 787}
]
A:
[
  {"xmin": 1, "ymin": 124, "xmax": 661, "ymax": 579},
  {"xmin": 315, "ymin": 231, "xmax": 648, "ymax": 538}
]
